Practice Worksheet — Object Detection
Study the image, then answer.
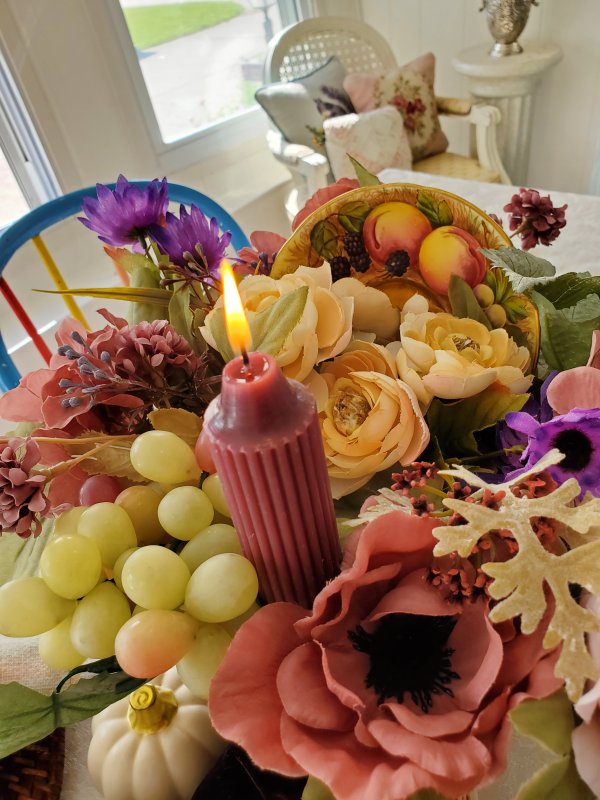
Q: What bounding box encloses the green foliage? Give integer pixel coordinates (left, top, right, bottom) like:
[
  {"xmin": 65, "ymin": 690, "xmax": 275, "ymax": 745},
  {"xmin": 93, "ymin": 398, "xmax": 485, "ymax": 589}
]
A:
[
  {"xmin": 416, "ymin": 192, "xmax": 453, "ymax": 228},
  {"xmin": 510, "ymin": 690, "xmax": 574, "ymax": 756},
  {"xmin": 123, "ymin": 2, "xmax": 244, "ymax": 50},
  {"xmin": 530, "ymin": 289, "xmax": 600, "ymax": 371},
  {"xmin": 301, "ymin": 776, "xmax": 336, "ymax": 800},
  {"xmin": 535, "ymin": 271, "xmax": 600, "ymax": 309},
  {"xmin": 310, "ymin": 219, "xmax": 339, "ymax": 260},
  {"xmin": 337, "ymin": 201, "xmax": 371, "ymax": 234},
  {"xmin": 168, "ymin": 283, "xmax": 197, "ymax": 349},
  {"xmin": 128, "ymin": 264, "xmax": 165, "ymax": 325},
  {"xmin": 482, "ymin": 247, "xmax": 556, "ymax": 293},
  {"xmin": 348, "ymin": 156, "xmax": 381, "ymax": 186},
  {"xmin": 427, "ymin": 383, "xmax": 529, "ymax": 457},
  {"xmin": 209, "ymin": 286, "xmax": 309, "ymax": 362},
  {"xmin": 515, "ymin": 755, "xmax": 594, "ymax": 800},
  {"xmin": 448, "ymin": 274, "xmax": 492, "ymax": 329}
]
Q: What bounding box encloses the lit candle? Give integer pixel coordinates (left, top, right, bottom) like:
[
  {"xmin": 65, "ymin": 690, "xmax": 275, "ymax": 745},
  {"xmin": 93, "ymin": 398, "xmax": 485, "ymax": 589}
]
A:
[{"xmin": 202, "ymin": 263, "xmax": 341, "ymax": 607}]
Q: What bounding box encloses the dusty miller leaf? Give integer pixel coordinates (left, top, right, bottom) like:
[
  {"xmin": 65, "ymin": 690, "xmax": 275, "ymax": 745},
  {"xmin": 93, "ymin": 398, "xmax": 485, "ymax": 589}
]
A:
[
  {"xmin": 149, "ymin": 408, "xmax": 203, "ymax": 448},
  {"xmin": 482, "ymin": 247, "xmax": 556, "ymax": 293}
]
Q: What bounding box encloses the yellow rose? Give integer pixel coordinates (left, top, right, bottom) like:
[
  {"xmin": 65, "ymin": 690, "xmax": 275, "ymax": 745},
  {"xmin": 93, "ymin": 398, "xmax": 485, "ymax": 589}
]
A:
[
  {"xmin": 319, "ymin": 370, "xmax": 429, "ymax": 498},
  {"xmin": 332, "ymin": 277, "xmax": 400, "ymax": 341},
  {"xmin": 391, "ymin": 295, "xmax": 532, "ymax": 409},
  {"xmin": 202, "ymin": 264, "xmax": 353, "ymax": 382}
]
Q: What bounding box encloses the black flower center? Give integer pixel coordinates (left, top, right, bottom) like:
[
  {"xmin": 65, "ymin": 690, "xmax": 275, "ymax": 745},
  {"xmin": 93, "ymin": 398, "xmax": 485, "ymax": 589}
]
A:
[
  {"xmin": 348, "ymin": 613, "xmax": 459, "ymax": 713},
  {"xmin": 551, "ymin": 428, "xmax": 593, "ymax": 472}
]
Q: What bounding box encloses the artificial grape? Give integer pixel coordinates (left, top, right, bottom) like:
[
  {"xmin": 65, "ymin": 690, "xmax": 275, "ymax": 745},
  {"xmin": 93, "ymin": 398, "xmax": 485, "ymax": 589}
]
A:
[
  {"xmin": 176, "ymin": 622, "xmax": 232, "ymax": 700},
  {"xmin": 38, "ymin": 615, "xmax": 85, "ymax": 671},
  {"xmin": 202, "ymin": 473, "xmax": 230, "ymax": 518},
  {"xmin": 77, "ymin": 502, "xmax": 137, "ymax": 568},
  {"xmin": 194, "ymin": 430, "xmax": 216, "ymax": 473},
  {"xmin": 70, "ymin": 582, "xmax": 131, "ymax": 659},
  {"xmin": 53, "ymin": 506, "xmax": 88, "ymax": 537},
  {"xmin": 112, "ymin": 547, "xmax": 138, "ymax": 592},
  {"xmin": 0, "ymin": 577, "xmax": 75, "ymax": 637},
  {"xmin": 40, "ymin": 533, "xmax": 103, "ymax": 599},
  {"xmin": 157, "ymin": 486, "xmax": 214, "ymax": 540},
  {"xmin": 115, "ymin": 609, "xmax": 199, "ymax": 678},
  {"xmin": 180, "ymin": 524, "xmax": 242, "ymax": 573},
  {"xmin": 121, "ymin": 546, "xmax": 190, "ymax": 610},
  {"xmin": 222, "ymin": 602, "xmax": 259, "ymax": 636},
  {"xmin": 79, "ymin": 474, "xmax": 121, "ymax": 505},
  {"xmin": 115, "ymin": 485, "xmax": 166, "ymax": 546},
  {"xmin": 129, "ymin": 430, "xmax": 200, "ymax": 484},
  {"xmin": 185, "ymin": 553, "xmax": 258, "ymax": 623}
]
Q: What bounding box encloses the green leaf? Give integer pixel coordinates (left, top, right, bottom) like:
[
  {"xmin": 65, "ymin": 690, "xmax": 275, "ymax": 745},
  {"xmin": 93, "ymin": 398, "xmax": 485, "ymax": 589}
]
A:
[
  {"xmin": 128, "ymin": 265, "xmax": 165, "ymax": 324},
  {"xmin": 509, "ymin": 689, "xmax": 574, "ymax": 756},
  {"xmin": 416, "ymin": 192, "xmax": 453, "ymax": 228},
  {"xmin": 105, "ymin": 248, "xmax": 153, "ymax": 276},
  {"xmin": 348, "ymin": 155, "xmax": 381, "ymax": 186},
  {"xmin": 482, "ymin": 247, "xmax": 556, "ymax": 293},
  {"xmin": 337, "ymin": 200, "xmax": 371, "ymax": 233},
  {"xmin": 35, "ymin": 285, "xmax": 171, "ymax": 306},
  {"xmin": 535, "ymin": 271, "xmax": 600, "ymax": 309},
  {"xmin": 0, "ymin": 668, "xmax": 144, "ymax": 759},
  {"xmin": 531, "ymin": 290, "xmax": 600, "ymax": 371},
  {"xmin": 149, "ymin": 408, "xmax": 203, "ymax": 448},
  {"xmin": 515, "ymin": 755, "xmax": 594, "ymax": 800},
  {"xmin": 503, "ymin": 293, "xmax": 530, "ymax": 322},
  {"xmin": 301, "ymin": 776, "xmax": 336, "ymax": 800},
  {"xmin": 209, "ymin": 286, "xmax": 309, "ymax": 363},
  {"xmin": 427, "ymin": 383, "xmax": 529, "ymax": 457},
  {"xmin": 310, "ymin": 219, "xmax": 339, "ymax": 260},
  {"xmin": 168, "ymin": 283, "xmax": 195, "ymax": 343},
  {"xmin": 448, "ymin": 274, "xmax": 492, "ymax": 329}
]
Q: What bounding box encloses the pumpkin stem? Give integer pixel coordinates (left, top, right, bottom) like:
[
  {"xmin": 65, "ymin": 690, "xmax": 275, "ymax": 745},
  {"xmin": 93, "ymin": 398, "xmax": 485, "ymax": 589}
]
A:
[{"xmin": 127, "ymin": 685, "xmax": 178, "ymax": 735}]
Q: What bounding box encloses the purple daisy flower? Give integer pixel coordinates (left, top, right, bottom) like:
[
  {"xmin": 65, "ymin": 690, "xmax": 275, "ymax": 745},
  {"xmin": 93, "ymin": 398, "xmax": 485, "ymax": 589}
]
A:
[
  {"xmin": 505, "ymin": 408, "xmax": 600, "ymax": 497},
  {"xmin": 79, "ymin": 175, "xmax": 169, "ymax": 246},
  {"xmin": 149, "ymin": 204, "xmax": 231, "ymax": 275}
]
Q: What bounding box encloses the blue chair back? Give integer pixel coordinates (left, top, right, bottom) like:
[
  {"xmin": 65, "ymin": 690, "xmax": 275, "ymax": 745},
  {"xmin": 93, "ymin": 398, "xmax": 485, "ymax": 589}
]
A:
[{"xmin": 0, "ymin": 181, "xmax": 249, "ymax": 392}]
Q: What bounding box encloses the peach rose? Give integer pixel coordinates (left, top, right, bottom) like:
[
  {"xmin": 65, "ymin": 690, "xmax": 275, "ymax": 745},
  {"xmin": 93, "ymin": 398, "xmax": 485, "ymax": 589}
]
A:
[
  {"xmin": 319, "ymin": 370, "xmax": 429, "ymax": 498},
  {"xmin": 332, "ymin": 278, "xmax": 400, "ymax": 341},
  {"xmin": 202, "ymin": 264, "xmax": 353, "ymax": 382},
  {"xmin": 391, "ymin": 295, "xmax": 532, "ymax": 409}
]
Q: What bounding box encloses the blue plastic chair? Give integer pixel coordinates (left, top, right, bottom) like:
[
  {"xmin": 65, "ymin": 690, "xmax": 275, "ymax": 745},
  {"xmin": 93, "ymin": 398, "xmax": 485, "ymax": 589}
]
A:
[{"xmin": 0, "ymin": 181, "xmax": 249, "ymax": 391}]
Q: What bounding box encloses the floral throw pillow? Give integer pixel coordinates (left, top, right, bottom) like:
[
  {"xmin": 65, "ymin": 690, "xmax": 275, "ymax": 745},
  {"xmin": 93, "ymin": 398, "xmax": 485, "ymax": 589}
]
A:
[
  {"xmin": 323, "ymin": 106, "xmax": 412, "ymax": 181},
  {"xmin": 343, "ymin": 52, "xmax": 448, "ymax": 161}
]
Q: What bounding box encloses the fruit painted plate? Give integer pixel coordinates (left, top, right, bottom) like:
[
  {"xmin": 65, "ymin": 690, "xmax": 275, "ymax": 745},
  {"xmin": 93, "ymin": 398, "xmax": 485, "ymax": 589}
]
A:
[{"xmin": 272, "ymin": 182, "xmax": 539, "ymax": 366}]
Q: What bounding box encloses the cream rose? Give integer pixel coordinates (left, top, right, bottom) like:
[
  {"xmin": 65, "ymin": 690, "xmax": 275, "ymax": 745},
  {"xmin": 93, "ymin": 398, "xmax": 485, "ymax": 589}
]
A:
[
  {"xmin": 391, "ymin": 295, "xmax": 532, "ymax": 409},
  {"xmin": 332, "ymin": 277, "xmax": 400, "ymax": 341},
  {"xmin": 319, "ymin": 369, "xmax": 429, "ymax": 498},
  {"xmin": 202, "ymin": 264, "xmax": 353, "ymax": 382}
]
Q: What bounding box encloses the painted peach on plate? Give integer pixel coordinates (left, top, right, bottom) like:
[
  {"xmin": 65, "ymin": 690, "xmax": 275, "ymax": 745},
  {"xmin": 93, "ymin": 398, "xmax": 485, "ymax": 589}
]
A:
[
  {"xmin": 362, "ymin": 201, "xmax": 432, "ymax": 267},
  {"xmin": 418, "ymin": 225, "xmax": 487, "ymax": 295}
]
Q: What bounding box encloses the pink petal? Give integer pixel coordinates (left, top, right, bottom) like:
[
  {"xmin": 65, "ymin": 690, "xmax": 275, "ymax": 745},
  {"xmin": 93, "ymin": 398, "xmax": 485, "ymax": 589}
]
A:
[
  {"xmin": 208, "ymin": 602, "xmax": 308, "ymax": 777},
  {"xmin": 0, "ymin": 369, "xmax": 54, "ymax": 422},
  {"xmin": 47, "ymin": 465, "xmax": 87, "ymax": 511},
  {"xmin": 546, "ymin": 367, "xmax": 600, "ymax": 414},
  {"xmin": 249, "ymin": 230, "xmax": 286, "ymax": 252},
  {"xmin": 587, "ymin": 331, "xmax": 600, "ymax": 369},
  {"xmin": 292, "ymin": 179, "xmax": 359, "ymax": 231},
  {"xmin": 277, "ymin": 641, "xmax": 356, "ymax": 731},
  {"xmin": 367, "ymin": 569, "xmax": 455, "ymax": 621},
  {"xmin": 386, "ymin": 701, "xmax": 473, "ymax": 738},
  {"xmin": 573, "ymin": 718, "xmax": 600, "ymax": 796}
]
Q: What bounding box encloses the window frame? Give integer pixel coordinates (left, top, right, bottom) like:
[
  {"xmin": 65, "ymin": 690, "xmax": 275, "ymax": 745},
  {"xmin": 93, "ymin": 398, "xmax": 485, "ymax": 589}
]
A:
[{"xmin": 106, "ymin": 0, "xmax": 312, "ymax": 172}]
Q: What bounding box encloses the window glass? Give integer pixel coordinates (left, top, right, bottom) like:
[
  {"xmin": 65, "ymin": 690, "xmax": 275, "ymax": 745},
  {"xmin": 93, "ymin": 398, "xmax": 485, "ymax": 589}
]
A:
[
  {"xmin": 119, "ymin": 0, "xmax": 289, "ymax": 143},
  {"xmin": 0, "ymin": 147, "xmax": 29, "ymax": 228}
]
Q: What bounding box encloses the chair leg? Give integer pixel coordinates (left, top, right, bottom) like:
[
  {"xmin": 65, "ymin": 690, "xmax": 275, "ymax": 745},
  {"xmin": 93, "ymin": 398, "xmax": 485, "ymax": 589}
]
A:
[
  {"xmin": 33, "ymin": 235, "xmax": 90, "ymax": 329},
  {"xmin": 0, "ymin": 278, "xmax": 52, "ymax": 365}
]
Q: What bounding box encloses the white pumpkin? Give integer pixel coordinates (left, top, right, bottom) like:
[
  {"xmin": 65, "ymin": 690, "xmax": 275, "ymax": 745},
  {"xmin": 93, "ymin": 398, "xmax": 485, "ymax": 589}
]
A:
[{"xmin": 88, "ymin": 667, "xmax": 225, "ymax": 800}]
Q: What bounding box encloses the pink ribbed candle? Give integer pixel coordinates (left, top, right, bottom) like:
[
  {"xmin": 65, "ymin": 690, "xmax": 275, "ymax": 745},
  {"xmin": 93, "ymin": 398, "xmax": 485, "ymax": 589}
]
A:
[{"xmin": 203, "ymin": 351, "xmax": 341, "ymax": 608}]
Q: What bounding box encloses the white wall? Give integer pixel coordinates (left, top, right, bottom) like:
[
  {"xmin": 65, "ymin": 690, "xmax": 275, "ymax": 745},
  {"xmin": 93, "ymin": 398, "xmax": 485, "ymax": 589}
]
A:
[{"xmin": 358, "ymin": 0, "xmax": 600, "ymax": 194}]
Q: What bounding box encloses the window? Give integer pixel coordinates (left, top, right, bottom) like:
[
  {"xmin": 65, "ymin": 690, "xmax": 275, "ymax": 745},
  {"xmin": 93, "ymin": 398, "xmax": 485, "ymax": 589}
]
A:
[{"xmin": 117, "ymin": 0, "xmax": 302, "ymax": 145}]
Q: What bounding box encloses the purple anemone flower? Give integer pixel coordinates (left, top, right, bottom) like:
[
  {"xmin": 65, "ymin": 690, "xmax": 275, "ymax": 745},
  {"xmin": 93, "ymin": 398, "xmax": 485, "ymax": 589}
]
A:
[
  {"xmin": 79, "ymin": 175, "xmax": 169, "ymax": 246},
  {"xmin": 149, "ymin": 204, "xmax": 231, "ymax": 275},
  {"xmin": 505, "ymin": 408, "xmax": 600, "ymax": 497}
]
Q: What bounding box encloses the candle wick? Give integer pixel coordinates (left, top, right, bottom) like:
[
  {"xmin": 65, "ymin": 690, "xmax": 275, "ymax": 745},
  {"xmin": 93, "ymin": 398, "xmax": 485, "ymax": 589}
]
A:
[
  {"xmin": 240, "ymin": 347, "xmax": 253, "ymax": 381},
  {"xmin": 241, "ymin": 347, "xmax": 250, "ymax": 367}
]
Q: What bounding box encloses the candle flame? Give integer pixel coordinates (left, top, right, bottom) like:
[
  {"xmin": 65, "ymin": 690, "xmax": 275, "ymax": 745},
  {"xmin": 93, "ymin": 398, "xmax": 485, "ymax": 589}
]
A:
[{"xmin": 221, "ymin": 260, "xmax": 252, "ymax": 356}]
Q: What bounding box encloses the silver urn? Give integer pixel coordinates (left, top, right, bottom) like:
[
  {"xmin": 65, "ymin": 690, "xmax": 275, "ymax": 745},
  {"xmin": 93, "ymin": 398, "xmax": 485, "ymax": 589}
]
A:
[{"xmin": 480, "ymin": 0, "xmax": 539, "ymax": 57}]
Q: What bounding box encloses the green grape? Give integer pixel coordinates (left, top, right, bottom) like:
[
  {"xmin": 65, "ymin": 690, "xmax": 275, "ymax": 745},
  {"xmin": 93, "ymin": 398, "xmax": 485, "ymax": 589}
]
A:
[
  {"xmin": 176, "ymin": 622, "xmax": 232, "ymax": 700},
  {"xmin": 121, "ymin": 545, "xmax": 190, "ymax": 610},
  {"xmin": 53, "ymin": 506, "xmax": 88, "ymax": 537},
  {"xmin": 158, "ymin": 486, "xmax": 214, "ymax": 541},
  {"xmin": 70, "ymin": 581, "xmax": 131, "ymax": 659},
  {"xmin": 115, "ymin": 485, "xmax": 166, "ymax": 546},
  {"xmin": 115, "ymin": 609, "xmax": 199, "ymax": 678},
  {"xmin": 185, "ymin": 553, "xmax": 258, "ymax": 623},
  {"xmin": 202, "ymin": 473, "xmax": 231, "ymax": 518},
  {"xmin": 38, "ymin": 615, "xmax": 85, "ymax": 671},
  {"xmin": 0, "ymin": 577, "xmax": 75, "ymax": 637},
  {"xmin": 77, "ymin": 502, "xmax": 137, "ymax": 568},
  {"xmin": 40, "ymin": 533, "xmax": 103, "ymax": 599},
  {"xmin": 180, "ymin": 524, "xmax": 242, "ymax": 573},
  {"xmin": 112, "ymin": 547, "xmax": 138, "ymax": 592},
  {"xmin": 129, "ymin": 431, "xmax": 200, "ymax": 484},
  {"xmin": 222, "ymin": 602, "xmax": 259, "ymax": 636}
]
